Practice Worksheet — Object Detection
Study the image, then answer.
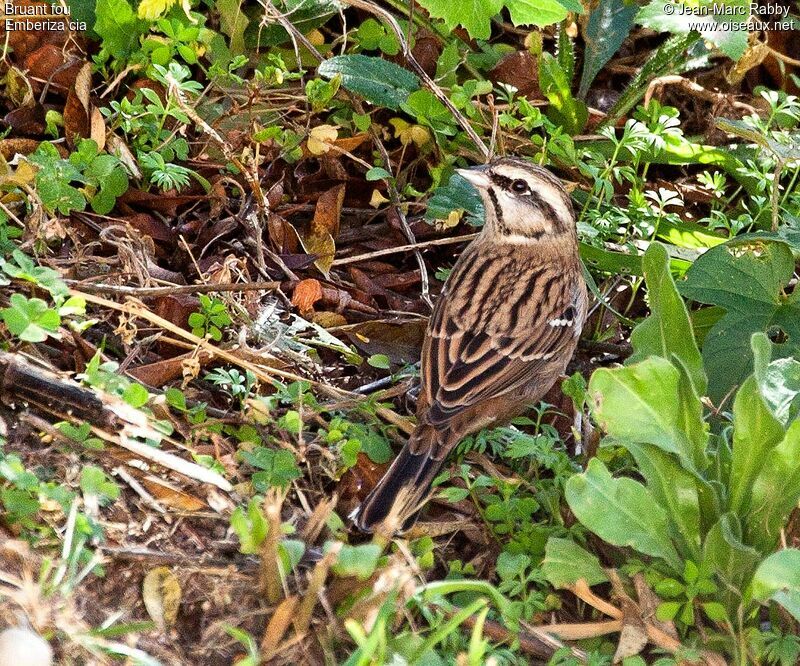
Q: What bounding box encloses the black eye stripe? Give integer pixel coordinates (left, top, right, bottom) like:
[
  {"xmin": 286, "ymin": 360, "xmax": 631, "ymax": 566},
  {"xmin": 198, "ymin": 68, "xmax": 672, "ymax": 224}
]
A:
[{"xmin": 490, "ymin": 173, "xmax": 519, "ymax": 191}]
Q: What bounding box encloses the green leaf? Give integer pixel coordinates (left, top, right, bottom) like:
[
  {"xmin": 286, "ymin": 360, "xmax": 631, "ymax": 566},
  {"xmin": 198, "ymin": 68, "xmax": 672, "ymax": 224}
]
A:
[
  {"xmin": 231, "ymin": 498, "xmax": 267, "ymax": 554},
  {"xmin": 679, "ymin": 239, "xmax": 800, "ymax": 403},
  {"xmin": 702, "ymin": 602, "xmax": 728, "ymax": 622},
  {"xmin": 752, "ymin": 333, "xmax": 800, "ymax": 427},
  {"xmin": 1, "ymin": 294, "xmax": 61, "ymax": 342},
  {"xmin": 122, "ymin": 383, "xmax": 149, "ymax": 408},
  {"xmin": 217, "ymin": 0, "xmax": 249, "ymax": 54},
  {"xmin": 577, "ymin": 0, "xmax": 638, "ymax": 98},
  {"xmin": 566, "ymin": 458, "xmax": 682, "ymax": 572},
  {"xmin": 329, "ymin": 543, "xmax": 382, "ymax": 580},
  {"xmin": 541, "ymin": 537, "xmax": 609, "ymax": 588},
  {"xmin": 602, "ymin": 32, "xmax": 702, "ymax": 128},
  {"xmin": 538, "ymin": 52, "xmax": 587, "ymax": 135},
  {"xmin": 366, "ymin": 167, "xmax": 392, "ymax": 181},
  {"xmin": 621, "ymin": 441, "xmax": 703, "ymax": 560},
  {"xmin": 367, "ymin": 353, "xmax": 391, "ymax": 369},
  {"xmin": 504, "ymin": 0, "xmax": 571, "ymax": 29},
  {"xmin": 255, "ymin": 0, "xmax": 337, "ymax": 47},
  {"xmin": 637, "ymin": 0, "xmax": 750, "ymax": 61},
  {"xmin": 748, "ymin": 420, "xmax": 800, "ymax": 552},
  {"xmin": 425, "ymin": 173, "xmax": 485, "ymax": 225},
  {"xmin": 752, "ymin": 549, "xmax": 800, "ymax": 622},
  {"xmin": 80, "ymin": 465, "xmax": 120, "ymax": 504},
  {"xmin": 241, "ymin": 447, "xmax": 301, "ymax": 490},
  {"xmin": 702, "ymin": 514, "xmax": 761, "ymax": 608},
  {"xmin": 728, "ymin": 375, "xmax": 785, "ymax": 516},
  {"xmin": 94, "ymin": 0, "xmax": 147, "ymax": 57},
  {"xmin": 589, "ymin": 357, "xmax": 706, "ymax": 472},
  {"xmin": 630, "ymin": 242, "xmax": 706, "ymax": 395},
  {"xmin": 415, "ymin": 0, "xmax": 503, "ymax": 40},
  {"xmin": 318, "ymin": 55, "xmax": 420, "ymax": 110}
]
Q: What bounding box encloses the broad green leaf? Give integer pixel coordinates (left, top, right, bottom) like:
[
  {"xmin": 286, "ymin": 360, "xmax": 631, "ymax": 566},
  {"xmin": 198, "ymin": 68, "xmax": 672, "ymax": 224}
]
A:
[
  {"xmin": 751, "ymin": 549, "xmax": 800, "ymax": 622},
  {"xmin": 588, "ymin": 357, "xmax": 706, "ymax": 472},
  {"xmin": 566, "ymin": 458, "xmax": 682, "ymax": 571},
  {"xmin": 679, "ymin": 239, "xmax": 800, "ymax": 403},
  {"xmin": 702, "ymin": 514, "xmax": 761, "ymax": 610},
  {"xmin": 255, "ymin": 0, "xmax": 337, "ymax": 47},
  {"xmin": 602, "ymin": 32, "xmax": 703, "ymax": 128},
  {"xmin": 728, "ymin": 375, "xmax": 784, "ymax": 516},
  {"xmin": 538, "ymin": 53, "xmax": 588, "ymax": 135},
  {"xmin": 630, "ymin": 242, "xmax": 706, "ymax": 395},
  {"xmin": 638, "ymin": 0, "xmax": 750, "ymax": 61},
  {"xmin": 425, "ymin": 173, "xmax": 484, "ymax": 226},
  {"xmin": 217, "ymin": 0, "xmax": 248, "ymax": 54},
  {"xmin": 94, "ymin": 0, "xmax": 147, "ymax": 57},
  {"xmin": 580, "ymin": 242, "xmax": 642, "ymax": 275},
  {"xmin": 318, "ymin": 55, "xmax": 420, "ymax": 110},
  {"xmin": 329, "ymin": 543, "xmax": 382, "ymax": 580},
  {"xmin": 542, "ymin": 537, "xmax": 609, "ymax": 588},
  {"xmin": 621, "ymin": 441, "xmax": 703, "ymax": 560},
  {"xmin": 415, "ymin": 0, "xmax": 503, "ymax": 40},
  {"xmin": 577, "ymin": 0, "xmax": 638, "ymax": 98},
  {"xmin": 504, "ymin": 0, "xmax": 570, "ymax": 29},
  {"xmin": 748, "ymin": 420, "xmax": 800, "ymax": 552},
  {"xmin": 556, "ymin": 20, "xmax": 575, "ymax": 84},
  {"xmin": 752, "ymin": 333, "xmax": 800, "ymax": 427}
]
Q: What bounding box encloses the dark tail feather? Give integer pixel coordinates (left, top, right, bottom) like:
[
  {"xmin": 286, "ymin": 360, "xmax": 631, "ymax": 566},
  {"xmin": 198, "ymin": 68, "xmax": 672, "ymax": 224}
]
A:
[{"xmin": 351, "ymin": 444, "xmax": 444, "ymax": 534}]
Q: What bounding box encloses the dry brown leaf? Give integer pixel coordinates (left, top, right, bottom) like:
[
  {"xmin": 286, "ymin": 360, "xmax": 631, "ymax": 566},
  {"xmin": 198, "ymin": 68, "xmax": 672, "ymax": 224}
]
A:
[
  {"xmin": 332, "ymin": 132, "xmax": 370, "ymax": 153},
  {"xmin": 90, "ymin": 106, "xmax": 106, "ymax": 150},
  {"xmin": 307, "ymin": 124, "xmax": 338, "ymax": 155},
  {"xmin": 140, "ymin": 476, "xmax": 207, "ymax": 511},
  {"xmin": 292, "ymin": 278, "xmax": 323, "ymax": 313},
  {"xmin": 107, "ymin": 133, "xmax": 141, "ymax": 178},
  {"xmin": 24, "ymin": 44, "xmax": 83, "ymax": 90},
  {"xmin": 63, "ymin": 63, "xmax": 92, "ymax": 148},
  {"xmin": 0, "ymin": 138, "xmax": 43, "ymax": 161},
  {"xmin": 490, "ymin": 50, "xmax": 541, "ymax": 99},
  {"xmin": 4, "ymin": 102, "xmax": 46, "ymax": 135},
  {"xmin": 345, "ymin": 319, "xmax": 426, "ymax": 364},
  {"xmin": 261, "ymin": 595, "xmax": 299, "ymax": 657},
  {"xmin": 311, "ymin": 311, "xmax": 348, "ymax": 328},
  {"xmin": 311, "ymin": 184, "xmax": 345, "ymax": 238},
  {"xmin": 613, "ymin": 623, "xmax": 648, "ymax": 663},
  {"xmin": 142, "ymin": 566, "xmax": 182, "ymax": 630},
  {"xmin": 300, "ymin": 184, "xmax": 345, "ymax": 278}
]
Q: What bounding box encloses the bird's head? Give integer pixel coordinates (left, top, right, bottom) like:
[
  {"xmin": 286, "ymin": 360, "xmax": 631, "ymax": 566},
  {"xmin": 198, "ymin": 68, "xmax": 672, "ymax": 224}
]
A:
[{"xmin": 456, "ymin": 157, "xmax": 575, "ymax": 243}]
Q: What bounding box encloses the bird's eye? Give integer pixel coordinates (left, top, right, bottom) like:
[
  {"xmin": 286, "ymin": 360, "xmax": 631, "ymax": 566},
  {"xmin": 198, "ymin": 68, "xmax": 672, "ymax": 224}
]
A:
[{"xmin": 511, "ymin": 179, "xmax": 529, "ymax": 194}]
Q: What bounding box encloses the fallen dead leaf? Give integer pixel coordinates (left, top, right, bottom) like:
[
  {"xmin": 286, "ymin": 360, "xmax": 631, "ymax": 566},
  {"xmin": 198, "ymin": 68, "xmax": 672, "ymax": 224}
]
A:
[
  {"xmin": 307, "ymin": 124, "xmax": 338, "ymax": 155},
  {"xmin": 142, "ymin": 566, "xmax": 182, "ymax": 630},
  {"xmin": 292, "ymin": 278, "xmax": 323, "ymax": 313},
  {"xmin": 300, "ymin": 184, "xmax": 345, "ymax": 278}
]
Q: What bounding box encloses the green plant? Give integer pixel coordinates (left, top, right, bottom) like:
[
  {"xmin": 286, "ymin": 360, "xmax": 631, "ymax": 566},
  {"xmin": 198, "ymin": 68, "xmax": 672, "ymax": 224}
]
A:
[
  {"xmin": 188, "ymin": 295, "xmax": 232, "ymax": 341},
  {"xmin": 0, "ymin": 250, "xmax": 86, "ymax": 342},
  {"xmin": 549, "ymin": 242, "xmax": 800, "ymax": 661},
  {"xmin": 205, "ymin": 367, "xmax": 257, "ymax": 408},
  {"xmin": 28, "ymin": 140, "xmax": 129, "ymax": 215}
]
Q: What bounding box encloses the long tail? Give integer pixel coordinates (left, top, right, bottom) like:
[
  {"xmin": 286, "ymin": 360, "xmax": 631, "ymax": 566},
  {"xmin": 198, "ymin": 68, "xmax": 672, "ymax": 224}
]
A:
[{"xmin": 351, "ymin": 430, "xmax": 446, "ymax": 534}]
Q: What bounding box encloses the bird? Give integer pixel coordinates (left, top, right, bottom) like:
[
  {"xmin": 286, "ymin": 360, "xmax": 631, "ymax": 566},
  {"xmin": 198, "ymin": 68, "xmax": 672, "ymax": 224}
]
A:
[{"xmin": 351, "ymin": 157, "xmax": 587, "ymax": 534}]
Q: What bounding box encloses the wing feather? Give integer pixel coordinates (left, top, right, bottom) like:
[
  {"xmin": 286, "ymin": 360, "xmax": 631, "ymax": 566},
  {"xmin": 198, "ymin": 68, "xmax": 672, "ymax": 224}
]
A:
[{"xmin": 421, "ymin": 243, "xmax": 583, "ymax": 427}]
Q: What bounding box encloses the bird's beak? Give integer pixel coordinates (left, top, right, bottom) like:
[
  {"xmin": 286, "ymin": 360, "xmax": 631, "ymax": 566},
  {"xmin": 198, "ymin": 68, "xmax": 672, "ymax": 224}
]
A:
[{"xmin": 455, "ymin": 165, "xmax": 491, "ymax": 190}]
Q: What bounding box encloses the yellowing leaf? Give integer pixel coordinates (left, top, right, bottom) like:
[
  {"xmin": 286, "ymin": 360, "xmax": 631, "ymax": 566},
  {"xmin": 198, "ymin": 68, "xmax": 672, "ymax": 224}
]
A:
[
  {"xmin": 370, "ymin": 189, "xmax": 389, "ymax": 208},
  {"xmin": 307, "ymin": 124, "xmax": 338, "ymax": 155},
  {"xmin": 142, "ymin": 566, "xmax": 181, "ymax": 630},
  {"xmin": 389, "ymin": 118, "xmax": 431, "ymax": 147},
  {"xmin": 441, "ymin": 209, "xmax": 463, "ymax": 229},
  {"xmin": 138, "ymin": 0, "xmax": 172, "ymax": 19},
  {"xmin": 299, "ymin": 185, "xmax": 345, "ymax": 277}
]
